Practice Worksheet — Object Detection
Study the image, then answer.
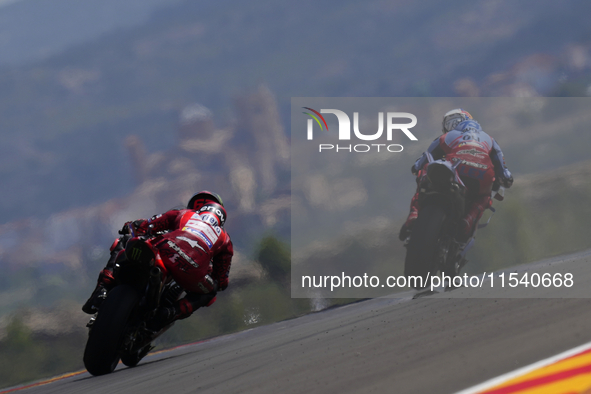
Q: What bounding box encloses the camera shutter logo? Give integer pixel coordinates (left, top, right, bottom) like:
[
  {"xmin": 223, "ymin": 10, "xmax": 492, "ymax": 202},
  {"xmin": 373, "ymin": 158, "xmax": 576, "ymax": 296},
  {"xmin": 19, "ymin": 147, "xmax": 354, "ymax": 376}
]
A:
[{"xmin": 302, "ymin": 107, "xmax": 418, "ymax": 152}]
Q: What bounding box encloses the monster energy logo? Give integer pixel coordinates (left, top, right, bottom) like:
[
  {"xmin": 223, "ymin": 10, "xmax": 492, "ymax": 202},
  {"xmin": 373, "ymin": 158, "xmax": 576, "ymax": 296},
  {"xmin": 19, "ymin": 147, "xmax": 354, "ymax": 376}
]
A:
[{"xmin": 130, "ymin": 247, "xmax": 142, "ymax": 261}]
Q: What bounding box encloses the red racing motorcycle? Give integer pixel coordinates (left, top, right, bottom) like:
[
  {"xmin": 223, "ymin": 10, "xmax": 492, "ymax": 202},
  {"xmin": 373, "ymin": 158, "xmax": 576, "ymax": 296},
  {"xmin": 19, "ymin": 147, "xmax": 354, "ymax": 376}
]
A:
[
  {"xmin": 403, "ymin": 154, "xmax": 504, "ymax": 289},
  {"xmin": 83, "ymin": 235, "xmax": 186, "ymax": 375}
]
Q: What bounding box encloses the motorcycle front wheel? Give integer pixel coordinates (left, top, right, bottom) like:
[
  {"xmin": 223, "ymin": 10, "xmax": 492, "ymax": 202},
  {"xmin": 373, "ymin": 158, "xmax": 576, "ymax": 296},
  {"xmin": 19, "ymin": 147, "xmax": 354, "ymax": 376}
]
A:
[{"xmin": 83, "ymin": 284, "xmax": 140, "ymax": 376}]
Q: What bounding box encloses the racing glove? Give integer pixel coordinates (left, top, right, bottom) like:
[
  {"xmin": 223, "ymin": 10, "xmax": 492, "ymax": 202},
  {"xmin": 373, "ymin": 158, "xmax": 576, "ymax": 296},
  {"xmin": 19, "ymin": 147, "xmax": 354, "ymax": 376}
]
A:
[
  {"xmin": 119, "ymin": 220, "xmax": 147, "ymax": 235},
  {"xmin": 214, "ymin": 275, "xmax": 228, "ymax": 291},
  {"xmin": 133, "ymin": 220, "xmax": 148, "ymax": 234}
]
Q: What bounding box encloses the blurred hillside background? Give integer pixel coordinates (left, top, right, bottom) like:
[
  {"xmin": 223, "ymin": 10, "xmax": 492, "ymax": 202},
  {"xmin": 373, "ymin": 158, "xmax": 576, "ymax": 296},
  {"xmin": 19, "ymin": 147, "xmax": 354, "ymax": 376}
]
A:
[{"xmin": 2, "ymin": 0, "xmax": 591, "ymax": 388}]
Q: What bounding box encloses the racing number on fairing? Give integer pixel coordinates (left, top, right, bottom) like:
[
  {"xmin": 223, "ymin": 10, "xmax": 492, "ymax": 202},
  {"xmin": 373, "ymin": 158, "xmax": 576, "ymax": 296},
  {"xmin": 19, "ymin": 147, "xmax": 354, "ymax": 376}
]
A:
[{"xmin": 462, "ymin": 133, "xmax": 480, "ymax": 142}]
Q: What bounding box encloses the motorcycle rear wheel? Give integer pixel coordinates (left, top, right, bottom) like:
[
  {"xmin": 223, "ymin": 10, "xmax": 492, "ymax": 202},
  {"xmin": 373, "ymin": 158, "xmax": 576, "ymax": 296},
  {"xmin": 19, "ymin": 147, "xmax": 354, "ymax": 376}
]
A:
[
  {"xmin": 83, "ymin": 285, "xmax": 140, "ymax": 376},
  {"xmin": 404, "ymin": 204, "xmax": 447, "ymax": 288}
]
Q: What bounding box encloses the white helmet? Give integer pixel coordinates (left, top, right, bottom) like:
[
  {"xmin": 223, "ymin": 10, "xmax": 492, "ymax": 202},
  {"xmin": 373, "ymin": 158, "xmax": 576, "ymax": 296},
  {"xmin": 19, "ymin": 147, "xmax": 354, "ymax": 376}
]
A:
[{"xmin": 442, "ymin": 109, "xmax": 473, "ymax": 133}]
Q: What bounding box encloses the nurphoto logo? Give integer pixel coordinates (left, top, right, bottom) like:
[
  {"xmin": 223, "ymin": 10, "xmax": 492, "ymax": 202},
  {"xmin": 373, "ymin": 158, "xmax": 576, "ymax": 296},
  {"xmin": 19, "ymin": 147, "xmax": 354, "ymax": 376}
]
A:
[{"xmin": 302, "ymin": 107, "xmax": 418, "ymax": 153}]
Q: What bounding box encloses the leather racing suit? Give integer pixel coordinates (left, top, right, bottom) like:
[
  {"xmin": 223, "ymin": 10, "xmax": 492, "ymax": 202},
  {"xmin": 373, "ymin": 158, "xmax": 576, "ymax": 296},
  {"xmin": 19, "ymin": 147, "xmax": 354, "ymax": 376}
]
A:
[
  {"xmin": 83, "ymin": 206, "xmax": 233, "ymax": 323},
  {"xmin": 400, "ymin": 120, "xmax": 513, "ymax": 242}
]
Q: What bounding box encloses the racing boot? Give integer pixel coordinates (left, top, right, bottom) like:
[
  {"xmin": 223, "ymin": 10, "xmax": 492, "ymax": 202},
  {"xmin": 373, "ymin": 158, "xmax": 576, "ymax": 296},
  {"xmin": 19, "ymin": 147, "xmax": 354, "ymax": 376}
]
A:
[
  {"xmin": 82, "ymin": 237, "xmax": 127, "ymax": 314},
  {"xmin": 147, "ymin": 292, "xmax": 217, "ymax": 332},
  {"xmin": 399, "ymin": 192, "xmax": 420, "ymax": 241},
  {"xmin": 457, "ymin": 195, "xmax": 492, "ymax": 243},
  {"xmin": 82, "ymin": 268, "xmax": 115, "ymax": 314}
]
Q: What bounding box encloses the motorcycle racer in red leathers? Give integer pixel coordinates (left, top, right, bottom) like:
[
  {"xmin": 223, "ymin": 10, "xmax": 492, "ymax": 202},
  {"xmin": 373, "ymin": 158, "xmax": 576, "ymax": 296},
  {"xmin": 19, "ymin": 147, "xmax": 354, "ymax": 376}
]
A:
[
  {"xmin": 399, "ymin": 109, "xmax": 513, "ymax": 242},
  {"xmin": 82, "ymin": 191, "xmax": 233, "ymax": 329}
]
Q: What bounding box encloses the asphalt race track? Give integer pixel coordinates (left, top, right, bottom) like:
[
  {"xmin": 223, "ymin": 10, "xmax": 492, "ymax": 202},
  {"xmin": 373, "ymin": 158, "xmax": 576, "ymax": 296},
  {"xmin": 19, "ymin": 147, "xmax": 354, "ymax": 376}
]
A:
[{"xmin": 16, "ymin": 250, "xmax": 591, "ymax": 394}]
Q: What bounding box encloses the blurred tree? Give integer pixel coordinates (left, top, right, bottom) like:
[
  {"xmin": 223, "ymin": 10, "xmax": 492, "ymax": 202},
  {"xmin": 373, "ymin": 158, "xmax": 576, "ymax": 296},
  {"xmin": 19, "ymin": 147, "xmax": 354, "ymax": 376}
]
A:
[
  {"xmin": 256, "ymin": 235, "xmax": 291, "ymax": 286},
  {"xmin": 0, "ymin": 314, "xmax": 85, "ymax": 389},
  {"xmin": 3, "ymin": 317, "xmax": 33, "ymax": 351},
  {"xmin": 256, "ymin": 235, "xmax": 313, "ymax": 317}
]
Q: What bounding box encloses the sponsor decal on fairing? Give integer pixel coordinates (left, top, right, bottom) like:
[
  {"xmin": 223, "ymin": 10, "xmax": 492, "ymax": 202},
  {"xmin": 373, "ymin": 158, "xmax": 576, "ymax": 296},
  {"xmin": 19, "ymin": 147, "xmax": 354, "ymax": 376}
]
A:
[{"xmin": 166, "ymin": 240, "xmax": 199, "ymax": 268}]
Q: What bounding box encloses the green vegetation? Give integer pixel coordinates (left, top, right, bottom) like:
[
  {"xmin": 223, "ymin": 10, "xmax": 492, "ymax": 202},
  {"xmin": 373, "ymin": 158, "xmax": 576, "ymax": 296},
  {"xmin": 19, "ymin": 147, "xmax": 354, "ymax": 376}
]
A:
[
  {"xmin": 469, "ymin": 167, "xmax": 591, "ymax": 273},
  {"xmin": 0, "ymin": 316, "xmax": 86, "ymax": 388},
  {"xmin": 257, "ymin": 235, "xmax": 291, "ymax": 286}
]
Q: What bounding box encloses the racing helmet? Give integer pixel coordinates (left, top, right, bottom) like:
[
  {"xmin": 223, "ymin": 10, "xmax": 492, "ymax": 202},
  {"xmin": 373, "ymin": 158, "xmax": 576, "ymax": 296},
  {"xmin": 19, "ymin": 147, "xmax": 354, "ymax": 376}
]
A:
[
  {"xmin": 196, "ymin": 202, "xmax": 227, "ymax": 226},
  {"xmin": 187, "ymin": 190, "xmax": 224, "ymax": 210},
  {"xmin": 456, "ymin": 119, "xmax": 483, "ymax": 133},
  {"xmin": 442, "ymin": 109, "xmax": 473, "ymax": 133}
]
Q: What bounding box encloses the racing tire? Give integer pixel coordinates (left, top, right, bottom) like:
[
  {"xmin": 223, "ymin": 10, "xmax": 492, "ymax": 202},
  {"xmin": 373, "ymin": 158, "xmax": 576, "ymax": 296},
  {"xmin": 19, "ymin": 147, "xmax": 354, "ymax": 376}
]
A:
[
  {"xmin": 121, "ymin": 344, "xmax": 152, "ymax": 368},
  {"xmin": 404, "ymin": 205, "xmax": 447, "ymax": 289},
  {"xmin": 83, "ymin": 285, "xmax": 140, "ymax": 376}
]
